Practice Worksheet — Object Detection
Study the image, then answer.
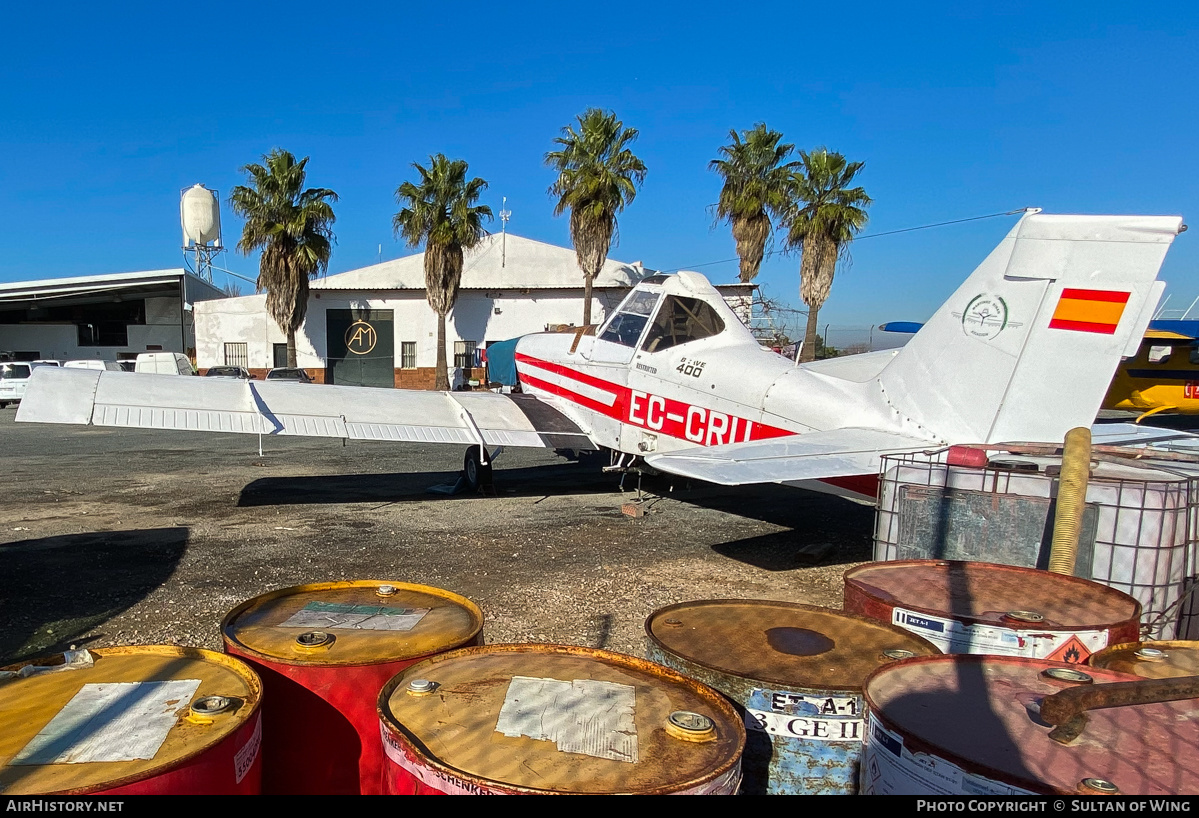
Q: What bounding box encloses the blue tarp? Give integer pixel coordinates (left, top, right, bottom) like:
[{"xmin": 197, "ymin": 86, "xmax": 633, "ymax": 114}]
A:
[{"xmin": 485, "ymin": 337, "xmax": 521, "ymax": 386}]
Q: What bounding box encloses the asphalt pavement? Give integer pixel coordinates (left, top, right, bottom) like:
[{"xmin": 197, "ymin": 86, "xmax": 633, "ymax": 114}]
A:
[{"xmin": 0, "ymin": 410, "xmax": 874, "ymax": 665}]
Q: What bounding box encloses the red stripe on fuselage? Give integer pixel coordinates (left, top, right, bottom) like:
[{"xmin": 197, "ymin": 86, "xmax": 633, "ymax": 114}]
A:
[
  {"xmin": 516, "ymin": 372, "xmax": 623, "ymax": 418},
  {"xmin": 515, "ymin": 353, "xmax": 797, "ymax": 446}
]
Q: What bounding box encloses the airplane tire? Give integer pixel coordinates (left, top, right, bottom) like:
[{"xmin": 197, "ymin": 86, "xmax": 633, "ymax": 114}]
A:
[{"xmin": 463, "ymin": 447, "xmax": 493, "ymax": 491}]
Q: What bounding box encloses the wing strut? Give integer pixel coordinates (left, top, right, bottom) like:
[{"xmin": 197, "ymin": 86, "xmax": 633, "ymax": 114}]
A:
[{"xmin": 447, "ymin": 394, "xmax": 490, "ymax": 465}]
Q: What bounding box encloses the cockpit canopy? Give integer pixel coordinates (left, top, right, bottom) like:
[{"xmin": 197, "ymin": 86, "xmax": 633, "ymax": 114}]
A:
[{"xmin": 597, "ymin": 276, "xmax": 727, "ymax": 352}]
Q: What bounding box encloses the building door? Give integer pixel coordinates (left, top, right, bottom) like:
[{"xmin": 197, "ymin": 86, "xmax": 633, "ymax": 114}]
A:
[{"xmin": 326, "ymin": 308, "xmax": 394, "ymax": 388}]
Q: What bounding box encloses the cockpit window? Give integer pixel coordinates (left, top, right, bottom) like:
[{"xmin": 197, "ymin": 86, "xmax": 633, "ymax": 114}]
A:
[
  {"xmin": 598, "ymin": 290, "xmax": 661, "ymax": 347},
  {"xmin": 641, "ymin": 296, "xmax": 725, "ymax": 353}
]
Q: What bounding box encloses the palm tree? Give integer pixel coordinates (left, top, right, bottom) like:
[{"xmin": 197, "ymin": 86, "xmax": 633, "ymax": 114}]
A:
[
  {"xmin": 709, "ymin": 123, "xmax": 798, "ymax": 283},
  {"xmin": 393, "ymin": 154, "xmax": 493, "ymax": 391},
  {"xmin": 545, "ymin": 108, "xmax": 647, "ymax": 326},
  {"xmin": 229, "ymin": 149, "xmax": 338, "ymax": 368},
  {"xmin": 783, "ymin": 148, "xmax": 872, "ymax": 363}
]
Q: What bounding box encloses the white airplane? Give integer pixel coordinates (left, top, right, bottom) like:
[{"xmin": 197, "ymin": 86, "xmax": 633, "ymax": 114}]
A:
[{"xmin": 16, "ymin": 211, "xmax": 1188, "ymax": 504}]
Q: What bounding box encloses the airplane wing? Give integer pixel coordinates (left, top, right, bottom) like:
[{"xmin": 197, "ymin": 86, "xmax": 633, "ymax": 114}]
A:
[
  {"xmin": 646, "ymin": 423, "xmax": 1199, "ymax": 487},
  {"xmin": 643, "ymin": 428, "xmax": 936, "ymax": 486},
  {"xmin": 15, "ymin": 367, "xmax": 597, "ymax": 450}
]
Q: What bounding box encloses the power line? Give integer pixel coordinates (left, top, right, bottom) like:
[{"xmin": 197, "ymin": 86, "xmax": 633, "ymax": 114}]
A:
[
  {"xmin": 855, "ymin": 208, "xmax": 1032, "ymax": 240},
  {"xmin": 662, "ymin": 207, "xmax": 1031, "ymax": 273}
]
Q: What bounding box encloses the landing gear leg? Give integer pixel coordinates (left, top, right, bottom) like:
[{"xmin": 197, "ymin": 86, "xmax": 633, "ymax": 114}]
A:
[{"xmin": 463, "ymin": 446, "xmax": 494, "ymax": 493}]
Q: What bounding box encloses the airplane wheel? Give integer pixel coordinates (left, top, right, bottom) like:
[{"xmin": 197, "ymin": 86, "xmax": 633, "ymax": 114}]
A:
[{"xmin": 463, "ymin": 447, "xmax": 493, "ymax": 491}]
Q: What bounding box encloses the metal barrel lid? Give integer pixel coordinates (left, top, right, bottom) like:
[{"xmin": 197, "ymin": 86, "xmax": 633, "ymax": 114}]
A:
[
  {"xmin": 377, "ymin": 643, "xmax": 745, "ymax": 794},
  {"xmin": 645, "ymin": 600, "xmax": 939, "ymax": 693},
  {"xmin": 221, "ymin": 580, "xmax": 484, "ymax": 667},
  {"xmin": 844, "ymin": 560, "xmax": 1142, "ymax": 629},
  {"xmin": 863, "ymin": 654, "xmax": 1199, "ymax": 795},
  {"xmin": 0, "ymin": 645, "xmax": 262, "ymax": 795},
  {"xmin": 1090, "ymin": 641, "xmax": 1199, "ymax": 679}
]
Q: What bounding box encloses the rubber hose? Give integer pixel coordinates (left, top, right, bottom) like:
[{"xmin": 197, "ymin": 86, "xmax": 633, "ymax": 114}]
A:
[{"xmin": 1048, "ymin": 427, "xmax": 1092, "ymax": 575}]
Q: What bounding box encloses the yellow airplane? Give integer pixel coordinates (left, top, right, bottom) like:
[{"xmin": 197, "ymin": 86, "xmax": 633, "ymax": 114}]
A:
[{"xmin": 1104, "ymin": 321, "xmax": 1199, "ymax": 420}]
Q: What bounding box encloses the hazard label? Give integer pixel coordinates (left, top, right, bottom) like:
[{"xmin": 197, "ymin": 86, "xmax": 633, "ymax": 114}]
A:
[
  {"xmin": 892, "ymin": 608, "xmax": 1109, "ymax": 660},
  {"xmin": 1045, "ymin": 634, "xmax": 1092, "ymax": 664}
]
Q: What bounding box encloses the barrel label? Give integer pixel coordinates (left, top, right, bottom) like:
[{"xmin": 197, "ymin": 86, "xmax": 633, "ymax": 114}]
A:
[
  {"xmin": 234, "ymin": 712, "xmax": 262, "ymax": 784},
  {"xmin": 280, "ymin": 602, "xmax": 430, "ymax": 631},
  {"xmin": 759, "ymin": 689, "xmax": 859, "ymax": 716},
  {"xmin": 745, "ymin": 687, "xmax": 863, "ymax": 742},
  {"xmin": 747, "ymin": 709, "xmax": 864, "ymax": 741},
  {"xmin": 679, "ymin": 765, "xmax": 743, "ymax": 795},
  {"xmin": 381, "ymin": 725, "xmax": 501, "ymax": 795},
  {"xmin": 862, "ymin": 718, "xmax": 1033, "ymax": 795},
  {"xmin": 891, "ymin": 607, "xmax": 1108, "ymax": 662},
  {"xmin": 11, "ymin": 679, "xmax": 201, "ymax": 765},
  {"xmin": 495, "ymin": 676, "xmax": 638, "ymax": 763}
]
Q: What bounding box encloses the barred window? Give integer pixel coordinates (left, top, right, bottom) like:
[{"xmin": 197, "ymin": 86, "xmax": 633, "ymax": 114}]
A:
[
  {"xmin": 453, "ymin": 341, "xmax": 476, "ymax": 369},
  {"xmin": 401, "ymin": 342, "xmax": 417, "ymax": 369},
  {"xmin": 223, "ymin": 342, "xmax": 248, "ymax": 369}
]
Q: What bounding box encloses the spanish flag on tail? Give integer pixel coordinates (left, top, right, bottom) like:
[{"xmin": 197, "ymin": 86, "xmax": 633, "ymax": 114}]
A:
[{"xmin": 1048, "ymin": 288, "xmax": 1131, "ymax": 335}]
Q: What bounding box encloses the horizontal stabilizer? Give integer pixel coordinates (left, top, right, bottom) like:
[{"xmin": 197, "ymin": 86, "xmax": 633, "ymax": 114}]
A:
[
  {"xmin": 644, "ymin": 428, "xmax": 935, "ymax": 486},
  {"xmin": 16, "ymin": 368, "xmax": 595, "ymax": 450}
]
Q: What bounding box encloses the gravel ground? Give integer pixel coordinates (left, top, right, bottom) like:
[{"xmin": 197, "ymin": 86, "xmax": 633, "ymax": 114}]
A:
[{"xmin": 0, "ymin": 410, "xmax": 876, "ymax": 665}]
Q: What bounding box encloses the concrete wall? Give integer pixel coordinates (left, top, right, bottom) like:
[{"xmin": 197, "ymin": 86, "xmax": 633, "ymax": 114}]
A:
[{"xmin": 195, "ymin": 289, "xmax": 629, "ymax": 373}]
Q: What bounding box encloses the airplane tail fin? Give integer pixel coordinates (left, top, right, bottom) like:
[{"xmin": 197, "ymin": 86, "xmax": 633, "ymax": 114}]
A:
[{"xmin": 877, "ymin": 211, "xmax": 1184, "ymax": 444}]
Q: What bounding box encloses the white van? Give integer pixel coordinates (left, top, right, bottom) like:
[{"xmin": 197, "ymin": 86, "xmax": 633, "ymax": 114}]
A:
[
  {"xmin": 64, "ymin": 360, "xmax": 123, "ymax": 371},
  {"xmin": 0, "ymin": 362, "xmax": 34, "ymax": 408},
  {"xmin": 134, "ymin": 352, "xmax": 194, "ymax": 375}
]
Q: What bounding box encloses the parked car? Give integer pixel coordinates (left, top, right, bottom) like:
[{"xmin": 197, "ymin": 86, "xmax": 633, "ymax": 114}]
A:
[
  {"xmin": 63, "ymin": 360, "xmax": 123, "ymax": 371},
  {"xmin": 134, "ymin": 352, "xmax": 193, "ymax": 375},
  {"xmin": 265, "ymin": 367, "xmax": 314, "ymax": 383},
  {"xmin": 31, "ymin": 359, "xmax": 61, "ymax": 367},
  {"xmin": 0, "ymin": 362, "xmax": 33, "ymax": 407},
  {"xmin": 205, "ymin": 366, "xmax": 254, "ymax": 379}
]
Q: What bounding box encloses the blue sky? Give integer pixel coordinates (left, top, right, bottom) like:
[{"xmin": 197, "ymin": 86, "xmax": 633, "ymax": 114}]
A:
[{"xmin": 2, "ymin": 1, "xmax": 1195, "ymax": 335}]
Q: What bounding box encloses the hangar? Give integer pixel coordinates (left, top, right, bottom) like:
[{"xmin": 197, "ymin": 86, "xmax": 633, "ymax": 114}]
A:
[
  {"xmin": 195, "ymin": 233, "xmax": 754, "ymax": 388},
  {"xmin": 0, "ymin": 269, "xmax": 226, "ymax": 364}
]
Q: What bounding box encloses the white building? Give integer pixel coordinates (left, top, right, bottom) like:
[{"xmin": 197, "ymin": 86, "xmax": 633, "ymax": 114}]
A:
[
  {"xmin": 196, "ymin": 233, "xmax": 753, "ymax": 388},
  {"xmin": 0, "ymin": 270, "xmax": 226, "ymax": 364}
]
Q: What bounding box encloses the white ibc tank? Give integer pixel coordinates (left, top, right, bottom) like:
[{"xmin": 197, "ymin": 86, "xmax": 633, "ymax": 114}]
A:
[{"xmin": 181, "ymin": 184, "xmax": 222, "ymax": 247}]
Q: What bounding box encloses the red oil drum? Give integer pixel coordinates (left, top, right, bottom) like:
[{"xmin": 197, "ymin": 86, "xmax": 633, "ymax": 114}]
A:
[
  {"xmin": 645, "ymin": 600, "xmax": 938, "ymax": 794},
  {"xmin": 378, "ymin": 643, "xmax": 745, "ymax": 794},
  {"xmin": 0, "ymin": 646, "xmax": 263, "ymax": 795},
  {"xmin": 1091, "ymin": 640, "xmax": 1199, "ymax": 678},
  {"xmin": 844, "ymin": 560, "xmax": 1141, "ymax": 663},
  {"xmin": 861, "ymin": 654, "xmax": 1199, "ymax": 795},
  {"xmin": 222, "ymin": 580, "xmax": 483, "ymax": 795}
]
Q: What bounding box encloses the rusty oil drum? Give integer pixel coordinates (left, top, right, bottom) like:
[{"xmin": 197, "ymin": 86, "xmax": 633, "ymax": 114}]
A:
[
  {"xmin": 844, "ymin": 560, "xmax": 1142, "ymax": 664},
  {"xmin": 222, "ymin": 579, "xmax": 483, "ymax": 795},
  {"xmin": 861, "ymin": 654, "xmax": 1199, "ymax": 795},
  {"xmin": 645, "ymin": 600, "xmax": 939, "ymax": 795},
  {"xmin": 1091, "ymin": 640, "xmax": 1199, "ymax": 678},
  {"xmin": 377, "ymin": 643, "xmax": 745, "ymax": 794},
  {"xmin": 0, "ymin": 646, "xmax": 263, "ymax": 795}
]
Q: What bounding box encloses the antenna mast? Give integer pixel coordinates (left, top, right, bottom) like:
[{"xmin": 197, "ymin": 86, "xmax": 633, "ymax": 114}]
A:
[{"xmin": 500, "ymin": 197, "xmax": 511, "ymax": 268}]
